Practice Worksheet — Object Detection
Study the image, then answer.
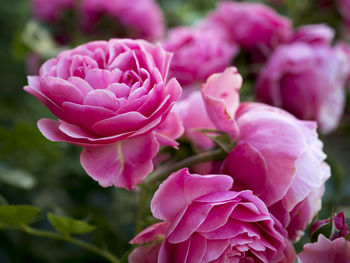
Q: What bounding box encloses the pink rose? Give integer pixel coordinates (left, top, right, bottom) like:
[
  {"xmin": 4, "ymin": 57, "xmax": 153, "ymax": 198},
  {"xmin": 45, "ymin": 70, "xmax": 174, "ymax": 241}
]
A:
[
  {"xmin": 130, "ymin": 168, "xmax": 294, "ymax": 263},
  {"xmin": 80, "ymin": 0, "xmax": 165, "ymax": 41},
  {"xmin": 256, "ymin": 42, "xmax": 349, "ymax": 133},
  {"xmin": 200, "ymin": 69, "xmax": 330, "ymax": 241},
  {"xmin": 31, "ymin": 0, "xmax": 73, "ymax": 22},
  {"xmin": 291, "ymin": 24, "xmax": 335, "ymax": 46},
  {"xmin": 297, "ymin": 235, "xmax": 350, "ymax": 263},
  {"xmin": 24, "ymin": 39, "xmax": 182, "ymax": 190},
  {"xmin": 204, "ymin": 1, "xmax": 292, "ymax": 53},
  {"xmin": 162, "ymin": 26, "xmax": 238, "ymax": 86}
]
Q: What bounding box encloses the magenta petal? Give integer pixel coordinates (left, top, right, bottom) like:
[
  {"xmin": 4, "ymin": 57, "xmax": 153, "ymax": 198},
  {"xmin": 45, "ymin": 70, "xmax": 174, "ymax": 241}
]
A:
[
  {"xmin": 201, "ymin": 67, "xmax": 242, "ymax": 139},
  {"xmin": 167, "ymin": 202, "xmax": 214, "ymax": 243},
  {"xmin": 83, "ymin": 89, "xmax": 119, "ymax": 111},
  {"xmin": 62, "ymin": 102, "xmax": 116, "ymax": 129},
  {"xmin": 41, "ymin": 76, "xmax": 84, "ymax": 105},
  {"xmin": 25, "ymin": 76, "xmax": 70, "ymax": 121},
  {"xmin": 130, "ymin": 222, "xmax": 169, "ymax": 245},
  {"xmin": 222, "ymin": 141, "xmax": 268, "ymax": 197},
  {"xmin": 92, "ymin": 111, "xmax": 148, "ymax": 137},
  {"xmin": 151, "ymin": 168, "xmax": 233, "ymax": 222},
  {"xmin": 186, "ymin": 233, "xmax": 207, "ymax": 263},
  {"xmin": 80, "ymin": 133, "xmax": 159, "ymax": 190},
  {"xmin": 203, "ymin": 239, "xmax": 230, "ymax": 262}
]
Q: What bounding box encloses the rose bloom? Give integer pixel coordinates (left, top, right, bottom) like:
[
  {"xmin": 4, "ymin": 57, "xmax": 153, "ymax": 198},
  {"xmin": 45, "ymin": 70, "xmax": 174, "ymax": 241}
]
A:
[
  {"xmin": 190, "ymin": 68, "xmax": 330, "ymax": 241},
  {"xmin": 256, "ymin": 42, "xmax": 349, "ymax": 134},
  {"xmin": 130, "ymin": 168, "xmax": 295, "ymax": 263},
  {"xmin": 297, "ymin": 235, "xmax": 350, "ymax": 263},
  {"xmin": 203, "ymin": 1, "xmax": 292, "ymax": 54},
  {"xmin": 31, "ymin": 0, "xmax": 73, "ymax": 22},
  {"xmin": 162, "ymin": 26, "xmax": 238, "ymax": 86},
  {"xmin": 24, "ymin": 39, "xmax": 182, "ymax": 190},
  {"xmin": 80, "ymin": 0, "xmax": 165, "ymax": 41},
  {"xmin": 291, "ymin": 24, "xmax": 335, "ymax": 46}
]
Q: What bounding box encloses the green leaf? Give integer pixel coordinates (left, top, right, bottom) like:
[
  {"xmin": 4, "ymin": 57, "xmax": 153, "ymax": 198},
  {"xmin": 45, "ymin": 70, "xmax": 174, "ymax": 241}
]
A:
[
  {"xmin": 0, "ymin": 166, "xmax": 37, "ymax": 190},
  {"xmin": 0, "ymin": 195, "xmax": 8, "ymax": 205},
  {"xmin": 47, "ymin": 213, "xmax": 96, "ymax": 236},
  {"xmin": 0, "ymin": 205, "xmax": 40, "ymax": 228}
]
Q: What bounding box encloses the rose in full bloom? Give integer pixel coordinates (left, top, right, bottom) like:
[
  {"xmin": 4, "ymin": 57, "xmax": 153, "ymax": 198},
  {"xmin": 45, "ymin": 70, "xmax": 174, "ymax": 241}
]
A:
[
  {"xmin": 24, "ymin": 39, "xmax": 182, "ymax": 190},
  {"xmin": 291, "ymin": 24, "xmax": 335, "ymax": 46},
  {"xmin": 203, "ymin": 1, "xmax": 292, "ymax": 54},
  {"xmin": 256, "ymin": 42, "xmax": 349, "ymax": 134},
  {"xmin": 31, "ymin": 0, "xmax": 73, "ymax": 22},
  {"xmin": 130, "ymin": 168, "xmax": 295, "ymax": 263},
  {"xmin": 80, "ymin": 0, "xmax": 165, "ymax": 41},
  {"xmin": 297, "ymin": 235, "xmax": 350, "ymax": 263},
  {"xmin": 199, "ymin": 69, "xmax": 331, "ymax": 241},
  {"xmin": 162, "ymin": 26, "xmax": 238, "ymax": 86}
]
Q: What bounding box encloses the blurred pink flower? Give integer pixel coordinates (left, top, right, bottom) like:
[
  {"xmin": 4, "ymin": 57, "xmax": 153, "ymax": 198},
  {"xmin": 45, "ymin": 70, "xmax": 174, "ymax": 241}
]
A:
[
  {"xmin": 256, "ymin": 42, "xmax": 349, "ymax": 134},
  {"xmin": 24, "ymin": 39, "xmax": 182, "ymax": 190},
  {"xmin": 80, "ymin": 0, "xmax": 165, "ymax": 41},
  {"xmin": 291, "ymin": 24, "xmax": 335, "ymax": 46},
  {"xmin": 297, "ymin": 235, "xmax": 350, "ymax": 263},
  {"xmin": 163, "ymin": 26, "xmax": 238, "ymax": 86},
  {"xmin": 130, "ymin": 168, "xmax": 294, "ymax": 263},
  {"xmin": 204, "ymin": 1, "xmax": 292, "ymax": 54},
  {"xmin": 31, "ymin": 0, "xmax": 73, "ymax": 22}
]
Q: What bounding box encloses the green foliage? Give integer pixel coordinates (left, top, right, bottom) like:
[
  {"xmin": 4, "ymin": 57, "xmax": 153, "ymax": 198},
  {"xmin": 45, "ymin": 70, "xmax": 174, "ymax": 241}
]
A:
[
  {"xmin": 48, "ymin": 213, "xmax": 96, "ymax": 236},
  {"xmin": 0, "ymin": 205, "xmax": 40, "ymax": 228}
]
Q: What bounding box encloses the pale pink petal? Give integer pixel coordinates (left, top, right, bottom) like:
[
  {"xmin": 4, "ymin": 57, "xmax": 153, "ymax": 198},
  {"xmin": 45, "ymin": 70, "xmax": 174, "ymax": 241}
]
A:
[
  {"xmin": 80, "ymin": 133, "xmax": 159, "ymax": 189},
  {"xmin": 201, "ymin": 67, "xmax": 242, "ymax": 139}
]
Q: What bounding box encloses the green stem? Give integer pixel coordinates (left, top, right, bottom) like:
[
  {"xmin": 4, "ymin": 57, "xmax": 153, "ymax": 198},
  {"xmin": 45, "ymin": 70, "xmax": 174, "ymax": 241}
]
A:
[
  {"xmin": 144, "ymin": 148, "xmax": 227, "ymax": 188},
  {"xmin": 21, "ymin": 225, "xmax": 120, "ymax": 263},
  {"xmin": 136, "ymin": 185, "xmax": 148, "ymax": 233}
]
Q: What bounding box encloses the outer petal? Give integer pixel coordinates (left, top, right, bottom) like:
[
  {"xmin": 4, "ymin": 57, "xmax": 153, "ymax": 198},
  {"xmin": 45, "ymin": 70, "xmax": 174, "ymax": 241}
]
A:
[
  {"xmin": 154, "ymin": 112, "xmax": 184, "ymax": 148},
  {"xmin": 201, "ymin": 67, "xmax": 242, "ymax": 139},
  {"xmin": 151, "ymin": 168, "xmax": 233, "ymax": 222},
  {"xmin": 80, "ymin": 133, "xmax": 159, "ymax": 190}
]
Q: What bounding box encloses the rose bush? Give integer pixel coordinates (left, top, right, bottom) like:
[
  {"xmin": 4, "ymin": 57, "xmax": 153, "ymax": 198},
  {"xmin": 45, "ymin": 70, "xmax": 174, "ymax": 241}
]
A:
[
  {"xmin": 256, "ymin": 42, "xmax": 349, "ymax": 134},
  {"xmin": 24, "ymin": 38, "xmax": 182, "ymax": 190},
  {"xmin": 130, "ymin": 168, "xmax": 295, "ymax": 263}
]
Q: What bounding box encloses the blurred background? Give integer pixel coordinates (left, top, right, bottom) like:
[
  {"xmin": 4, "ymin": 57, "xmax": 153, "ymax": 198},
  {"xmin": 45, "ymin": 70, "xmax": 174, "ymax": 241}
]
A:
[{"xmin": 0, "ymin": 0, "xmax": 350, "ymax": 262}]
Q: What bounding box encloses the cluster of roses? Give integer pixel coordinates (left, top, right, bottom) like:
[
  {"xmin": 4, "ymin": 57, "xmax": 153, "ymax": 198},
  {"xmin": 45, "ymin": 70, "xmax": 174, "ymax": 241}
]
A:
[
  {"xmin": 26, "ymin": 0, "xmax": 350, "ymax": 262},
  {"xmin": 31, "ymin": 0, "xmax": 165, "ymax": 41}
]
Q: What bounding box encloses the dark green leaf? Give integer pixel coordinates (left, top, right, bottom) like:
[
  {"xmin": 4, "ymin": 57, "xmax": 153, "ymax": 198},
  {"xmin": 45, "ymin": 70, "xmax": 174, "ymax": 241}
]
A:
[
  {"xmin": 47, "ymin": 213, "xmax": 96, "ymax": 236},
  {"xmin": 0, "ymin": 205, "xmax": 40, "ymax": 228}
]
